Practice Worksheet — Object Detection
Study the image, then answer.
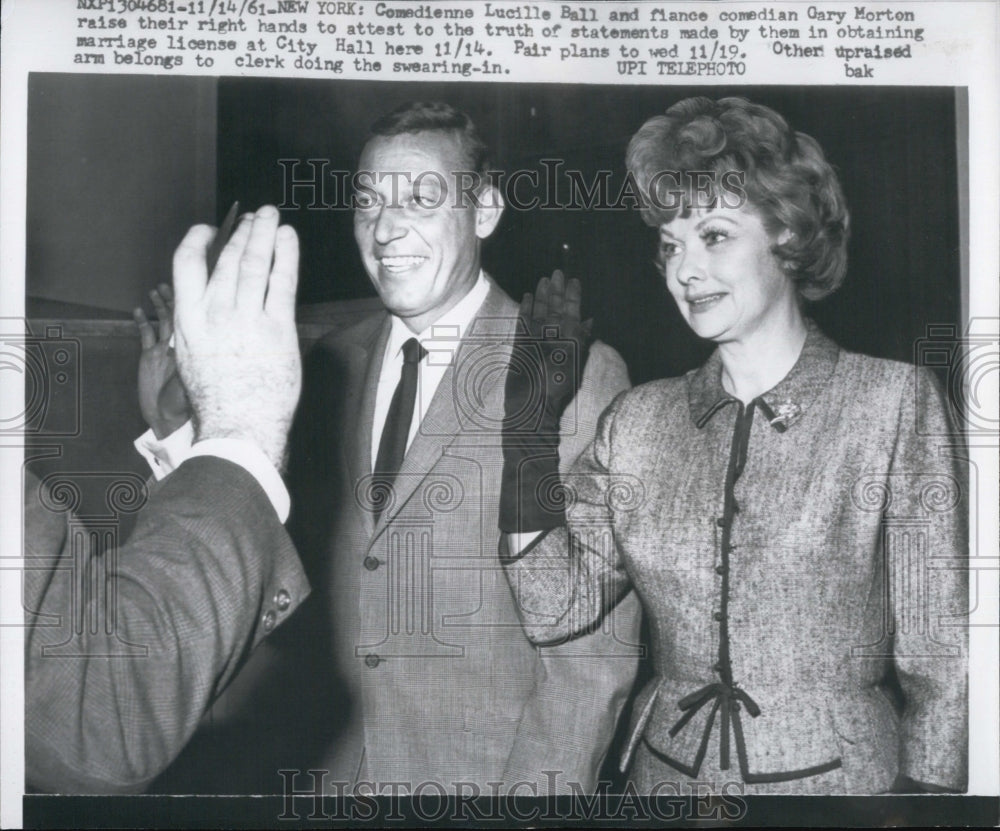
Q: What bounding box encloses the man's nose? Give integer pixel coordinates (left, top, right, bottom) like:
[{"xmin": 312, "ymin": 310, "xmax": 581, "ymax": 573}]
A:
[{"xmin": 372, "ymin": 205, "xmax": 406, "ymax": 245}]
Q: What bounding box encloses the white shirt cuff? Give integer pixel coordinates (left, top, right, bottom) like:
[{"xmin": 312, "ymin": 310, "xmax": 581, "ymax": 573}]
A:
[
  {"xmin": 134, "ymin": 420, "xmax": 290, "ymax": 523},
  {"xmin": 187, "ymin": 439, "xmax": 291, "ymax": 523},
  {"xmin": 134, "ymin": 420, "xmax": 196, "ymax": 481}
]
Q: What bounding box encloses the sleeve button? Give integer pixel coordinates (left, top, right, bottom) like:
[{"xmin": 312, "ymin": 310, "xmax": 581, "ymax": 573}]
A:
[
  {"xmin": 262, "ymin": 610, "xmax": 277, "ymax": 632},
  {"xmin": 275, "ymin": 589, "xmax": 291, "ymax": 611}
]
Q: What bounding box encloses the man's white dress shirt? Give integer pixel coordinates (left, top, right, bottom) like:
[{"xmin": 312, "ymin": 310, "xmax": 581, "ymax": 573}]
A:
[{"xmin": 370, "ymin": 271, "xmax": 489, "ymax": 470}]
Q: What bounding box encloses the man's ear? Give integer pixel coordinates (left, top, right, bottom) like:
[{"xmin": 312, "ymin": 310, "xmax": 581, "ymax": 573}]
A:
[{"xmin": 475, "ymin": 183, "xmax": 504, "ymax": 240}]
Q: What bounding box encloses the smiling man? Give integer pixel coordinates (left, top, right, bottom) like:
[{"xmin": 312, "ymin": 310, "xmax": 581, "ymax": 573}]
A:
[
  {"xmin": 353, "ymin": 127, "xmax": 491, "ymax": 334},
  {"xmin": 258, "ymin": 101, "xmax": 643, "ymax": 796}
]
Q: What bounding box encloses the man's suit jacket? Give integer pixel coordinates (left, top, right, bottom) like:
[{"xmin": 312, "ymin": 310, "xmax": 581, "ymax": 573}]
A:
[
  {"xmin": 275, "ymin": 279, "xmax": 642, "ymax": 793},
  {"xmin": 24, "ymin": 457, "xmax": 308, "ymax": 794}
]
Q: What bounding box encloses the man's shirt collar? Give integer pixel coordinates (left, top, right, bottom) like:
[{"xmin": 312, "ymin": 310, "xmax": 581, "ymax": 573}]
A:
[{"xmin": 385, "ymin": 271, "xmax": 490, "ymax": 361}]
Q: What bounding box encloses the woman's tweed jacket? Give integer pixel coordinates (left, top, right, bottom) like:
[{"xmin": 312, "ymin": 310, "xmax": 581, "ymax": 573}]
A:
[{"xmin": 504, "ymin": 321, "xmax": 968, "ymax": 794}]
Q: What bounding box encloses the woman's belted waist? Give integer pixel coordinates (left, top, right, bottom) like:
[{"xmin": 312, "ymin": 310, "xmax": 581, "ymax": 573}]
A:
[
  {"xmin": 642, "ymin": 680, "xmax": 843, "ymax": 784},
  {"xmin": 668, "ymin": 681, "xmax": 760, "ymax": 775}
]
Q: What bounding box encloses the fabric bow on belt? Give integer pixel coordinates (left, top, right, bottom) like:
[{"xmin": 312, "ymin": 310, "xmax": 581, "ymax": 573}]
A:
[
  {"xmin": 657, "ymin": 681, "xmax": 843, "ymax": 784},
  {"xmin": 669, "ymin": 681, "xmax": 762, "ymax": 775}
]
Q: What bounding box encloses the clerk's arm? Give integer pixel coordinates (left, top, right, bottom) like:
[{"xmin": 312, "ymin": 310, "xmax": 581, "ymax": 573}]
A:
[
  {"xmin": 25, "ymin": 205, "xmax": 307, "ymax": 793},
  {"xmin": 24, "ymin": 457, "xmax": 307, "ymax": 793}
]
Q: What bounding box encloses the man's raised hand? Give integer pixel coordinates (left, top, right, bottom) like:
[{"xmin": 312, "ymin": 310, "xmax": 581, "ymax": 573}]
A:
[
  {"xmin": 172, "ymin": 205, "xmax": 301, "ymax": 470},
  {"xmin": 134, "ymin": 283, "xmax": 190, "ymax": 440}
]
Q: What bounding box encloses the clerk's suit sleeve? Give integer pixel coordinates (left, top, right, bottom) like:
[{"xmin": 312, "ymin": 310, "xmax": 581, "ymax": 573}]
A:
[
  {"xmin": 503, "ymin": 341, "xmax": 643, "ymax": 793},
  {"xmin": 23, "ymin": 456, "xmax": 310, "ymax": 794}
]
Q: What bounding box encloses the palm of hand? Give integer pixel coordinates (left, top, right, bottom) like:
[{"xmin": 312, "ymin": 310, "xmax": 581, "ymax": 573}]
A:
[
  {"xmin": 135, "ymin": 285, "xmax": 191, "ymax": 439},
  {"xmin": 139, "ymin": 342, "xmax": 188, "ymax": 426},
  {"xmin": 506, "ymin": 270, "xmax": 592, "ymax": 432}
]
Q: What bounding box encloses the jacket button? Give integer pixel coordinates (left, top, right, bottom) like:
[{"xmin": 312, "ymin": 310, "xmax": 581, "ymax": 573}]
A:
[
  {"xmin": 364, "ymin": 555, "xmax": 381, "ymax": 571},
  {"xmin": 713, "ymin": 662, "xmax": 723, "ymax": 673},
  {"xmin": 715, "ymin": 565, "xmax": 727, "ymax": 575},
  {"xmin": 364, "ymin": 653, "xmax": 382, "ymax": 668},
  {"xmin": 274, "ymin": 589, "xmax": 291, "ymax": 611},
  {"xmin": 262, "ymin": 610, "xmax": 276, "ymax": 632},
  {"xmin": 715, "ymin": 517, "xmax": 726, "ymax": 528},
  {"xmin": 713, "ymin": 611, "xmax": 724, "ymax": 622}
]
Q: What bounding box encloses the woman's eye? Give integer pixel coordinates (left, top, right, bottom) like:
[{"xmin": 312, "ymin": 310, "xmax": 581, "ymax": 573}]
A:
[
  {"xmin": 659, "ymin": 241, "xmax": 679, "ymax": 259},
  {"xmin": 702, "ymin": 229, "xmax": 728, "ymax": 245}
]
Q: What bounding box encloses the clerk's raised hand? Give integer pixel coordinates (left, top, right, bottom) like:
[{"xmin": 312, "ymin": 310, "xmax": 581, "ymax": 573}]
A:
[{"xmin": 172, "ymin": 205, "xmax": 301, "ymax": 471}]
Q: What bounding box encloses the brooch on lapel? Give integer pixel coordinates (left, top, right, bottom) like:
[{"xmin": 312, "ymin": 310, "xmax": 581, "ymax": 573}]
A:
[{"xmin": 768, "ymin": 400, "xmax": 803, "ymax": 429}]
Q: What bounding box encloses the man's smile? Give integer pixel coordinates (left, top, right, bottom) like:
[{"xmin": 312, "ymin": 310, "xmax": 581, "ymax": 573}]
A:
[{"xmin": 378, "ymin": 255, "xmax": 428, "ymax": 273}]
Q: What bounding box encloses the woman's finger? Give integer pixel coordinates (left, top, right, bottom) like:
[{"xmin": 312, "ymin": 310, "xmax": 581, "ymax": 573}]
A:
[
  {"xmin": 533, "ymin": 276, "xmax": 550, "ymax": 322},
  {"xmin": 548, "ymin": 269, "xmax": 566, "ymax": 318},
  {"xmin": 564, "ymin": 277, "xmax": 583, "ymax": 325}
]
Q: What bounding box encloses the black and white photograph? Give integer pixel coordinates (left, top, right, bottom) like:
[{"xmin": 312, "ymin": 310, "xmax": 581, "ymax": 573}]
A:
[{"xmin": 2, "ymin": 1, "xmax": 998, "ymax": 828}]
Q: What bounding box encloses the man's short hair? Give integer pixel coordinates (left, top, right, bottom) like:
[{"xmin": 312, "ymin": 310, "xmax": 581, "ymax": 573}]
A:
[{"xmin": 368, "ymin": 101, "xmax": 491, "ymax": 180}]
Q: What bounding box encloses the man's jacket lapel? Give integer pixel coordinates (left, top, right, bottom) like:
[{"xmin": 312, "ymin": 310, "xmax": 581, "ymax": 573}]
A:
[
  {"xmin": 347, "ymin": 316, "xmax": 390, "ymax": 537},
  {"xmin": 369, "ymin": 281, "xmax": 517, "ymax": 538}
]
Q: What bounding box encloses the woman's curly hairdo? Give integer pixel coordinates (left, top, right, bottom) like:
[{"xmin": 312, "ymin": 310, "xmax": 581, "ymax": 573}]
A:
[{"xmin": 625, "ymin": 97, "xmax": 850, "ymax": 301}]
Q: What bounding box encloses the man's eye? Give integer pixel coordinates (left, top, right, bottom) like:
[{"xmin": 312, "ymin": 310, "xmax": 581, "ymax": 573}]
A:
[
  {"xmin": 411, "ymin": 192, "xmax": 440, "ymax": 208},
  {"xmin": 354, "ymin": 191, "xmax": 379, "ymax": 210}
]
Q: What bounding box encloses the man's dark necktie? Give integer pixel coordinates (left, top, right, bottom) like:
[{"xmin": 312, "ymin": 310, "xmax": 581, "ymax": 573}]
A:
[{"xmin": 373, "ymin": 337, "xmax": 425, "ymax": 518}]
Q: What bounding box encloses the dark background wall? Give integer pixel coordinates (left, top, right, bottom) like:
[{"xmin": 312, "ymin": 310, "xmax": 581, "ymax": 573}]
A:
[{"xmin": 27, "ymin": 74, "xmax": 217, "ymax": 316}]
